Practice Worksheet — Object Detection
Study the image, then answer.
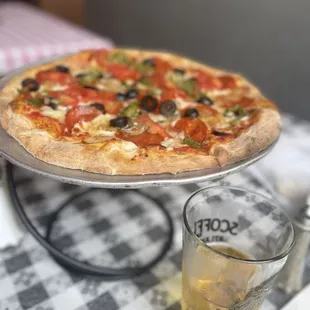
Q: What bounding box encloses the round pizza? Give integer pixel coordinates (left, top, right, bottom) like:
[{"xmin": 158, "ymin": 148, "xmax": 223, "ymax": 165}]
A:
[{"xmin": 0, "ymin": 48, "xmax": 280, "ymax": 175}]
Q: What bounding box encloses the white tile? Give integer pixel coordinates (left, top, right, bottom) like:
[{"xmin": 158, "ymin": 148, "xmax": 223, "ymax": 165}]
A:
[
  {"xmin": 75, "ymin": 237, "xmax": 106, "ymax": 260},
  {"xmin": 51, "ymin": 287, "xmax": 85, "ymax": 310},
  {"xmin": 0, "ymin": 277, "xmax": 15, "ymax": 300},
  {"xmin": 120, "ymin": 296, "xmax": 153, "ymax": 310},
  {"xmin": 33, "ymin": 260, "xmax": 62, "ymax": 281}
]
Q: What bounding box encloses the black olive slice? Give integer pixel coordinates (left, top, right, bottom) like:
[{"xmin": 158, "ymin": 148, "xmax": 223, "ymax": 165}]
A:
[
  {"xmin": 173, "ymin": 68, "xmax": 185, "ymax": 75},
  {"xmin": 110, "ymin": 116, "xmax": 129, "ymax": 128},
  {"xmin": 141, "ymin": 95, "xmax": 158, "ymax": 112},
  {"xmin": 75, "ymin": 73, "xmax": 86, "ymax": 79},
  {"xmin": 184, "ymin": 108, "xmax": 199, "ymax": 118},
  {"xmin": 84, "ymin": 85, "xmax": 98, "ymax": 90},
  {"xmin": 126, "ymin": 89, "xmax": 138, "ymax": 99},
  {"xmin": 90, "ymin": 103, "xmax": 105, "ymax": 113},
  {"xmin": 212, "ymin": 130, "xmax": 229, "ymax": 136},
  {"xmin": 21, "ymin": 78, "xmax": 39, "ymax": 91},
  {"xmin": 197, "ymin": 95, "xmax": 214, "ymax": 106},
  {"xmin": 55, "ymin": 65, "xmax": 70, "ymax": 73},
  {"xmin": 48, "ymin": 102, "xmax": 58, "ymax": 110},
  {"xmin": 160, "ymin": 100, "xmax": 177, "ymax": 116},
  {"xmin": 116, "ymin": 93, "xmax": 126, "ymax": 101},
  {"xmin": 143, "ymin": 58, "xmax": 155, "ymax": 67}
]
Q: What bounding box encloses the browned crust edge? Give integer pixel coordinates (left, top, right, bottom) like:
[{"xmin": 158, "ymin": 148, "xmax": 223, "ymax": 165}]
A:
[
  {"xmin": 210, "ymin": 109, "xmax": 280, "ymax": 165},
  {"xmin": 0, "ymin": 48, "xmax": 280, "ymax": 175}
]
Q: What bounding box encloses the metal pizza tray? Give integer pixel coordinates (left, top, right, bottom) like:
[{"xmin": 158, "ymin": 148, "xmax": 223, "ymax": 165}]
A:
[{"xmin": 0, "ymin": 58, "xmax": 277, "ymax": 189}]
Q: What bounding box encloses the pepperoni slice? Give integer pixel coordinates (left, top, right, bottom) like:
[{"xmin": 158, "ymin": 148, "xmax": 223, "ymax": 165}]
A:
[
  {"xmin": 65, "ymin": 106, "xmax": 101, "ymax": 132},
  {"xmin": 220, "ymin": 97, "xmax": 255, "ymax": 109},
  {"xmin": 195, "ymin": 104, "xmax": 218, "ymax": 116},
  {"xmin": 218, "ymin": 76, "xmax": 237, "ymax": 89},
  {"xmin": 117, "ymin": 132, "xmax": 164, "ymax": 147},
  {"xmin": 106, "ymin": 63, "xmax": 141, "ymax": 81},
  {"xmin": 136, "ymin": 115, "xmax": 170, "ymax": 138},
  {"xmin": 149, "ymin": 57, "xmax": 173, "ymax": 88},
  {"xmin": 36, "ymin": 70, "xmax": 76, "ymax": 85},
  {"xmin": 102, "ymin": 101, "xmax": 123, "ymax": 115},
  {"xmin": 90, "ymin": 49, "xmax": 110, "ymax": 67},
  {"xmin": 173, "ymin": 119, "xmax": 208, "ymax": 143},
  {"xmin": 97, "ymin": 91, "xmax": 116, "ymax": 101},
  {"xmin": 49, "ymin": 88, "xmax": 80, "ymax": 106},
  {"xmin": 161, "ymin": 88, "xmax": 188, "ymax": 101},
  {"xmin": 150, "ymin": 74, "xmax": 167, "ymax": 89},
  {"xmin": 49, "ymin": 87, "xmax": 100, "ymax": 106},
  {"xmin": 48, "ymin": 87, "xmax": 123, "ymax": 114},
  {"xmin": 153, "ymin": 57, "xmax": 172, "ymax": 73},
  {"xmin": 189, "ymin": 69, "xmax": 221, "ymax": 91},
  {"xmin": 66, "ymin": 86, "xmax": 97, "ymax": 98}
]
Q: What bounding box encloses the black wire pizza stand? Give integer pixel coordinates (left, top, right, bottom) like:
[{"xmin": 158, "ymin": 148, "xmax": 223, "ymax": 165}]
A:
[
  {"xmin": 4, "ymin": 162, "xmax": 174, "ymax": 279},
  {"xmin": 0, "ymin": 63, "xmax": 277, "ymax": 279}
]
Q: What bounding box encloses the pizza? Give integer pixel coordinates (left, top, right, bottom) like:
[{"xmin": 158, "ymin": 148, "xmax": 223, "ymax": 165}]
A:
[{"xmin": 0, "ymin": 48, "xmax": 280, "ymax": 175}]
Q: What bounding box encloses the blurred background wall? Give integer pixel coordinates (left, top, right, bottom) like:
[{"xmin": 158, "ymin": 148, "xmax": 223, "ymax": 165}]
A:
[
  {"xmin": 38, "ymin": 0, "xmax": 85, "ymax": 25},
  {"xmin": 85, "ymin": 0, "xmax": 310, "ymax": 120}
]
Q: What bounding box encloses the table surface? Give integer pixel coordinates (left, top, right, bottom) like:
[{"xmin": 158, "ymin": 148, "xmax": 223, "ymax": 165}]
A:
[
  {"xmin": 0, "ymin": 115, "xmax": 309, "ymax": 310},
  {"xmin": 0, "ymin": 2, "xmax": 113, "ymax": 75}
]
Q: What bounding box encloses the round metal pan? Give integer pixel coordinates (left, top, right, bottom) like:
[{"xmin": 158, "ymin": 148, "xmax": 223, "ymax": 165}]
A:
[{"xmin": 0, "ymin": 58, "xmax": 277, "ymax": 189}]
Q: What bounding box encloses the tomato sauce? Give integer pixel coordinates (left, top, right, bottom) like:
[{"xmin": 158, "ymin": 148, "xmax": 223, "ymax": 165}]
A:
[
  {"xmin": 36, "ymin": 70, "xmax": 76, "ymax": 85},
  {"xmin": 65, "ymin": 106, "xmax": 102, "ymax": 132},
  {"xmin": 136, "ymin": 115, "xmax": 170, "ymax": 138},
  {"xmin": 173, "ymin": 118, "xmax": 208, "ymax": 143},
  {"xmin": 195, "ymin": 105, "xmax": 218, "ymax": 116},
  {"xmin": 117, "ymin": 132, "xmax": 164, "ymax": 147},
  {"xmin": 106, "ymin": 63, "xmax": 141, "ymax": 81}
]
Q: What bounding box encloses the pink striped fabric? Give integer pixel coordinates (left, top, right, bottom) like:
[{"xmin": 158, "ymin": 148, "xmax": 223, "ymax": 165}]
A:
[{"xmin": 0, "ymin": 2, "xmax": 114, "ymax": 75}]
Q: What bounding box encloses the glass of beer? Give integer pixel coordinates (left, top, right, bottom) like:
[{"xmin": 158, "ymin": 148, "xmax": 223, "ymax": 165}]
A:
[{"xmin": 182, "ymin": 186, "xmax": 295, "ymax": 310}]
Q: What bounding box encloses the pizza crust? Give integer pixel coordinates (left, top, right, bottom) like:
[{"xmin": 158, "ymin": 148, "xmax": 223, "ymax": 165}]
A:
[
  {"xmin": 0, "ymin": 49, "xmax": 280, "ymax": 175},
  {"xmin": 210, "ymin": 108, "xmax": 280, "ymax": 165}
]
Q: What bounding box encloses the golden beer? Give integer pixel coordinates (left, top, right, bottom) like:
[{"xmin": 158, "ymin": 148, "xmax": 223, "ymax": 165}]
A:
[{"xmin": 182, "ymin": 243, "xmax": 260, "ymax": 310}]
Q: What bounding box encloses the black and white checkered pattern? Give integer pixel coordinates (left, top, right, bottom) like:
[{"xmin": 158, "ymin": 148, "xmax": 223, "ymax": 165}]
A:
[{"xmin": 0, "ymin": 115, "xmax": 309, "ymax": 310}]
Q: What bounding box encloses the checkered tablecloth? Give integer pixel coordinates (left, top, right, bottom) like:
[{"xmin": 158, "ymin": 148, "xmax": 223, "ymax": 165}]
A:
[
  {"xmin": 0, "ymin": 2, "xmax": 113, "ymax": 75},
  {"xmin": 0, "ymin": 115, "xmax": 310, "ymax": 310}
]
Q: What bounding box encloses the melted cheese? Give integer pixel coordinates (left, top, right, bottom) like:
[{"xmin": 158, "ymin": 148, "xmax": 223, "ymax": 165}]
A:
[
  {"xmin": 96, "ymin": 78, "xmax": 126, "ymax": 93},
  {"xmin": 216, "ymin": 123, "xmax": 231, "ymax": 129},
  {"xmin": 73, "ymin": 114, "xmax": 116, "ymax": 136},
  {"xmin": 161, "ymin": 138, "xmax": 186, "ymax": 148},
  {"xmin": 115, "ymin": 141, "xmax": 138, "ymax": 153},
  {"xmin": 107, "ymin": 140, "xmax": 139, "ymax": 160},
  {"xmin": 206, "ymin": 89, "xmax": 230, "ymax": 97},
  {"xmin": 41, "ymin": 106, "xmax": 66, "ymax": 122},
  {"xmin": 52, "ymin": 84, "xmax": 68, "ymax": 91},
  {"xmin": 38, "ymin": 83, "xmax": 68, "ymax": 94},
  {"xmin": 78, "ymin": 101, "xmax": 93, "ymax": 106},
  {"xmin": 175, "ymin": 98, "xmax": 194, "ymax": 110},
  {"xmin": 149, "ymin": 114, "xmax": 167, "ymax": 123},
  {"xmin": 57, "ymin": 105, "xmax": 69, "ymax": 111},
  {"xmin": 167, "ymin": 130, "xmax": 185, "ymax": 140},
  {"xmin": 241, "ymin": 115, "xmax": 249, "ymax": 121},
  {"xmin": 38, "ymin": 85, "xmax": 47, "ymax": 93}
]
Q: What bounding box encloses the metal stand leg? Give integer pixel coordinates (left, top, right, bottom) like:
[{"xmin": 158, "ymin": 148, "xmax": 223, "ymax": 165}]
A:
[{"xmin": 5, "ymin": 162, "xmax": 174, "ymax": 280}]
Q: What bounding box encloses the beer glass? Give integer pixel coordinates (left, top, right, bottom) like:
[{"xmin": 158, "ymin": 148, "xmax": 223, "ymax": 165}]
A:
[{"xmin": 182, "ymin": 186, "xmax": 295, "ymax": 310}]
